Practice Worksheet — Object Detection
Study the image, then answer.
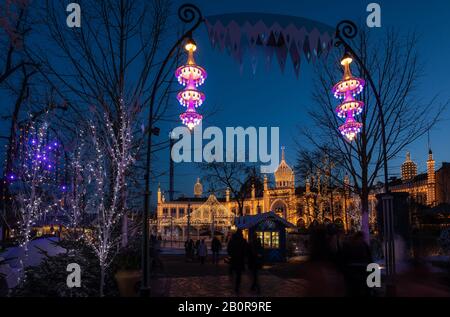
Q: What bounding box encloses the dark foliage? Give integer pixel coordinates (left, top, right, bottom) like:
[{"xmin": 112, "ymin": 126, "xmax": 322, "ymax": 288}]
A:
[{"xmin": 11, "ymin": 240, "xmax": 118, "ymax": 297}]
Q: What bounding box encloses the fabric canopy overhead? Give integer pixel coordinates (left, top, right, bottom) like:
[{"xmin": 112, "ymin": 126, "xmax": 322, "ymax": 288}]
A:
[{"xmin": 204, "ymin": 13, "xmax": 335, "ymax": 77}]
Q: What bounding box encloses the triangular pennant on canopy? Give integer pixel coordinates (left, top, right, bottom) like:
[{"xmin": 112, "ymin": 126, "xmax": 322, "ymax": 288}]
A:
[{"xmin": 204, "ymin": 13, "xmax": 335, "ymax": 75}]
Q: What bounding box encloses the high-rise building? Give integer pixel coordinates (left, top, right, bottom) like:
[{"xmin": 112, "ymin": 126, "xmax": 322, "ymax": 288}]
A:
[
  {"xmin": 427, "ymin": 150, "xmax": 436, "ymax": 206},
  {"xmin": 401, "ymin": 152, "xmax": 418, "ymax": 181},
  {"xmin": 391, "ymin": 149, "xmax": 450, "ymax": 207}
]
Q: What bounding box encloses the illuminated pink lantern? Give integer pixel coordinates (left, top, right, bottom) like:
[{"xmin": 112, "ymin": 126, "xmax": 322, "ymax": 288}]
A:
[
  {"xmin": 175, "ymin": 38, "xmax": 207, "ymax": 129},
  {"xmin": 339, "ymin": 116, "xmax": 363, "ymax": 142},
  {"xmin": 180, "ymin": 109, "xmax": 203, "ymax": 130},
  {"xmin": 332, "ymin": 53, "xmax": 365, "ymax": 142}
]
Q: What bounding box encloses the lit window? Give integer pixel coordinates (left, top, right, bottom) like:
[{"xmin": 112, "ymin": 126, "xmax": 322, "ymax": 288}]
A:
[
  {"xmin": 256, "ymin": 231, "xmax": 280, "ymax": 249},
  {"xmin": 271, "ymin": 232, "xmax": 279, "ymax": 248}
]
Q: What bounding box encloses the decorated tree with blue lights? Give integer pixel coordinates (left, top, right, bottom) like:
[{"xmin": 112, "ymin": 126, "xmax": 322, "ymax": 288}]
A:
[{"xmin": 8, "ymin": 120, "xmax": 62, "ymax": 260}]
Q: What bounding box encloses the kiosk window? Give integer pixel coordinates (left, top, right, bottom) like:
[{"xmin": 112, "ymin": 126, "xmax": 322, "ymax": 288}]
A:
[{"xmin": 256, "ymin": 231, "xmax": 279, "ymax": 249}]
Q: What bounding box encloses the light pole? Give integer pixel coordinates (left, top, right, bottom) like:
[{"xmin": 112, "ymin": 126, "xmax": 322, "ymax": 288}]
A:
[
  {"xmin": 170, "ymin": 216, "xmax": 173, "ymax": 249},
  {"xmin": 187, "ymin": 200, "xmax": 191, "ymax": 241},
  {"xmin": 141, "ymin": 3, "xmax": 204, "ymax": 297},
  {"xmin": 334, "ymin": 20, "xmax": 396, "ymax": 293}
]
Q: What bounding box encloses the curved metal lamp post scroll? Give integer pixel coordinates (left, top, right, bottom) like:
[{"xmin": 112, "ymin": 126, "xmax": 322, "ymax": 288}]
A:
[
  {"xmin": 141, "ymin": 3, "xmax": 204, "ymax": 296},
  {"xmin": 334, "ymin": 21, "xmax": 396, "ymax": 287},
  {"xmin": 335, "ymin": 21, "xmax": 389, "ymax": 194}
]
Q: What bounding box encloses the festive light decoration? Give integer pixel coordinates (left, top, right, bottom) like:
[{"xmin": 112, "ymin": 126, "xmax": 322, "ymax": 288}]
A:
[
  {"xmin": 81, "ymin": 100, "xmax": 134, "ymax": 296},
  {"xmin": 10, "ymin": 122, "xmax": 61, "ymax": 253},
  {"xmin": 332, "ymin": 53, "xmax": 365, "ymax": 142},
  {"xmin": 180, "ymin": 108, "xmax": 203, "ymax": 130},
  {"xmin": 175, "ymin": 38, "xmax": 207, "ymax": 129}
]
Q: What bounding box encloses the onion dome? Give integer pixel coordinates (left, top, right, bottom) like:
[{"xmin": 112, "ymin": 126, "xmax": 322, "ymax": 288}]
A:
[
  {"xmin": 274, "ymin": 147, "xmax": 295, "ymax": 188},
  {"xmin": 194, "ymin": 177, "xmax": 203, "ymax": 197}
]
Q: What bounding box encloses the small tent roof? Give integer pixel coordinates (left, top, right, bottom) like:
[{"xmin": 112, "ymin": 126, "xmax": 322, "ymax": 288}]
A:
[{"xmin": 235, "ymin": 211, "xmax": 295, "ymax": 230}]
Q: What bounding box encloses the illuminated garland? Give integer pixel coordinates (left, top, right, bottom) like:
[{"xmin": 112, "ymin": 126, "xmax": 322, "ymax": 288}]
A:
[
  {"xmin": 175, "ymin": 39, "xmax": 206, "ymax": 129},
  {"xmin": 332, "ymin": 54, "xmax": 365, "ymax": 142},
  {"xmin": 9, "ymin": 122, "xmax": 61, "ymax": 251}
]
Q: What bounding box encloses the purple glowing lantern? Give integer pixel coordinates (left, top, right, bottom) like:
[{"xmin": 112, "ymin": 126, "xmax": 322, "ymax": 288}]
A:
[
  {"xmin": 332, "ymin": 53, "xmax": 365, "ymax": 142},
  {"xmin": 180, "ymin": 109, "xmax": 203, "ymax": 130},
  {"xmin": 175, "ymin": 38, "xmax": 206, "ymax": 129}
]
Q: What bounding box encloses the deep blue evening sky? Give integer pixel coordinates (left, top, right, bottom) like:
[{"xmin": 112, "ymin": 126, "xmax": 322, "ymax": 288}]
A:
[
  {"xmin": 158, "ymin": 0, "xmax": 450, "ymax": 198},
  {"xmin": 1, "ymin": 0, "xmax": 448, "ymax": 203}
]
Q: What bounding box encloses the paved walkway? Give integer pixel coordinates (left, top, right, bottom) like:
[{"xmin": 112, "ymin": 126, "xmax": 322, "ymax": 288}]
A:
[
  {"xmin": 151, "ymin": 255, "xmax": 307, "ymax": 297},
  {"xmin": 150, "ymin": 255, "xmax": 450, "ymax": 297}
]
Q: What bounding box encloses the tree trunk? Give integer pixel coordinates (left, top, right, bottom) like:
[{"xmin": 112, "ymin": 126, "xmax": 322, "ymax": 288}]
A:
[
  {"xmin": 360, "ymin": 193, "xmax": 370, "ymax": 243},
  {"xmin": 100, "ymin": 265, "xmax": 105, "ymax": 297}
]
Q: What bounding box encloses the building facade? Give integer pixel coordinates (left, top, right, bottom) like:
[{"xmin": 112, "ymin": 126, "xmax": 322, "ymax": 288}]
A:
[
  {"xmin": 155, "ymin": 148, "xmax": 374, "ymax": 241},
  {"xmin": 391, "ymin": 150, "xmax": 450, "ymax": 207}
]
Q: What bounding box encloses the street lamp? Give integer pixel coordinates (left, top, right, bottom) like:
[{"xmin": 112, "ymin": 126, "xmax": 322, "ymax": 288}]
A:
[
  {"xmin": 141, "ymin": 3, "xmax": 204, "ymax": 297},
  {"xmin": 332, "ymin": 50, "xmax": 365, "ymax": 142},
  {"xmin": 334, "ymin": 21, "xmax": 396, "ymax": 294},
  {"xmin": 334, "ymin": 21, "xmax": 389, "ymax": 194},
  {"xmin": 175, "ymin": 35, "xmax": 207, "ymax": 129}
]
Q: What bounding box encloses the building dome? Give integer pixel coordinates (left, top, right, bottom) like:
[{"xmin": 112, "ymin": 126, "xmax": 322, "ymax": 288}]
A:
[
  {"xmin": 401, "ymin": 152, "xmax": 417, "ymax": 181},
  {"xmin": 194, "ymin": 177, "xmax": 203, "ymax": 197},
  {"xmin": 274, "ymin": 147, "xmax": 295, "ymax": 188}
]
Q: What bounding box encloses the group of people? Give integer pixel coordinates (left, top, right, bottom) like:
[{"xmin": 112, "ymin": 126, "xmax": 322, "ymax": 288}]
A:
[
  {"xmin": 227, "ymin": 230, "xmax": 264, "ymax": 294},
  {"xmin": 184, "ymin": 236, "xmax": 223, "ymax": 265},
  {"xmin": 184, "ymin": 231, "xmax": 264, "ymax": 294},
  {"xmin": 304, "ymin": 224, "xmax": 374, "ymax": 297},
  {"xmin": 183, "ymin": 225, "xmax": 375, "ymax": 296}
]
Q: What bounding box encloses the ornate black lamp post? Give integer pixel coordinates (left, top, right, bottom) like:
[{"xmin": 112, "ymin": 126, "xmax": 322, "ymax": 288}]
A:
[
  {"xmin": 334, "ymin": 21, "xmax": 396, "ymax": 291},
  {"xmin": 141, "ymin": 3, "xmax": 204, "ymax": 297}
]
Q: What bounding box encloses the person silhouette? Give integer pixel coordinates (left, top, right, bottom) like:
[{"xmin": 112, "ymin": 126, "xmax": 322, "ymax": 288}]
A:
[
  {"xmin": 211, "ymin": 236, "xmax": 222, "ymax": 265},
  {"xmin": 227, "ymin": 230, "xmax": 248, "ymax": 294}
]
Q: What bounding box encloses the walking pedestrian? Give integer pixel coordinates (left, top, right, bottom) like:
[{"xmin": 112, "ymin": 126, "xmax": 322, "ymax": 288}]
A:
[
  {"xmin": 198, "ymin": 239, "xmax": 208, "ymax": 264},
  {"xmin": 248, "ymin": 236, "xmax": 264, "ymax": 294},
  {"xmin": 195, "ymin": 239, "xmax": 200, "ymax": 260},
  {"xmin": 227, "ymin": 229, "xmax": 248, "ymax": 294},
  {"xmin": 184, "ymin": 239, "xmax": 191, "ymax": 262},
  {"xmin": 188, "ymin": 239, "xmax": 195, "ymax": 260},
  {"xmin": 303, "ymin": 225, "xmax": 346, "ymax": 296},
  {"xmin": 211, "ymin": 236, "xmax": 222, "ymax": 265},
  {"xmin": 342, "ymin": 231, "xmax": 373, "ymax": 297}
]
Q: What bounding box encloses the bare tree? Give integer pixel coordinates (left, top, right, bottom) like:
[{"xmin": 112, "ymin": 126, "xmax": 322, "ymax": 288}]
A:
[
  {"xmin": 10, "ymin": 120, "xmax": 60, "ymax": 271},
  {"xmin": 0, "ymin": 0, "xmax": 34, "ymax": 84},
  {"xmin": 200, "ymin": 162, "xmax": 261, "ymax": 216},
  {"xmin": 82, "ymin": 107, "xmax": 133, "ymax": 296},
  {"xmin": 0, "ymin": 0, "xmax": 37, "ymax": 241},
  {"xmin": 301, "ymin": 29, "xmax": 447, "ymax": 240},
  {"xmin": 24, "ymin": 0, "xmax": 176, "ymax": 211},
  {"xmin": 296, "ymin": 146, "xmax": 346, "ymax": 223}
]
